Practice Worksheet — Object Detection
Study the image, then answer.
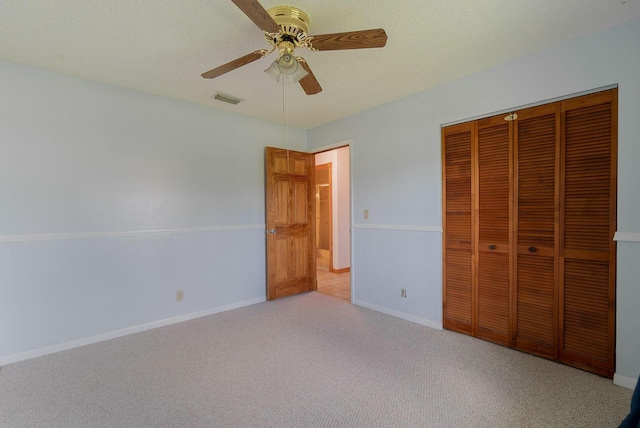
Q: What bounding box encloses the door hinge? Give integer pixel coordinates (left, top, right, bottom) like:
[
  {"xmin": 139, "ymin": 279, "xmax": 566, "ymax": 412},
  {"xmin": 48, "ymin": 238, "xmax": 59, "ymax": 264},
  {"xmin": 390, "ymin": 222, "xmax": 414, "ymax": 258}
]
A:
[{"xmin": 504, "ymin": 113, "xmax": 518, "ymax": 121}]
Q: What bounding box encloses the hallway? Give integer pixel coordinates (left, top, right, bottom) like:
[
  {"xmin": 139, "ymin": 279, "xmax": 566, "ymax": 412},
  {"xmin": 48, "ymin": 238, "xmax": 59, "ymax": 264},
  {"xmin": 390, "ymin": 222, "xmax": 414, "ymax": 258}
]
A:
[{"xmin": 316, "ymin": 268, "xmax": 350, "ymax": 302}]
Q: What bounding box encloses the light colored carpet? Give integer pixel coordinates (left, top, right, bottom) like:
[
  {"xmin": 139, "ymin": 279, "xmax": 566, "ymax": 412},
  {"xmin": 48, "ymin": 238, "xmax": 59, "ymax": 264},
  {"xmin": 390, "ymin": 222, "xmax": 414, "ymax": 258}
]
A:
[{"xmin": 0, "ymin": 292, "xmax": 632, "ymax": 427}]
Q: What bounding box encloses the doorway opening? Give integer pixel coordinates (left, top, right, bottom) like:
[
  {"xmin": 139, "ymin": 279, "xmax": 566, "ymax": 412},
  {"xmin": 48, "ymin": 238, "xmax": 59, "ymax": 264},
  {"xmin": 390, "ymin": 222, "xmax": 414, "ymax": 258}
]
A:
[{"xmin": 314, "ymin": 146, "xmax": 351, "ymax": 302}]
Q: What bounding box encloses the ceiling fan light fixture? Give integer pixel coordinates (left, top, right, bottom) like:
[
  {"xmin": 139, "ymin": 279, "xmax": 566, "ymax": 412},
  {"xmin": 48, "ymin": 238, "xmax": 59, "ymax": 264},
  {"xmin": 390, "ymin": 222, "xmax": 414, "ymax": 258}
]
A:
[
  {"xmin": 290, "ymin": 63, "xmax": 309, "ymax": 83},
  {"xmin": 264, "ymin": 55, "xmax": 308, "ymax": 83},
  {"xmin": 278, "ymin": 53, "xmax": 298, "ymax": 75},
  {"xmin": 264, "ymin": 60, "xmax": 282, "ymax": 82}
]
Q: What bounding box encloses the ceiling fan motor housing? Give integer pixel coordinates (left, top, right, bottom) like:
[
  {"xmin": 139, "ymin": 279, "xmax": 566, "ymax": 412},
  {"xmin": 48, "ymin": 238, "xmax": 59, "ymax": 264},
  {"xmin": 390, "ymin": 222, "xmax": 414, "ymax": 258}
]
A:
[{"xmin": 265, "ymin": 6, "xmax": 312, "ymax": 47}]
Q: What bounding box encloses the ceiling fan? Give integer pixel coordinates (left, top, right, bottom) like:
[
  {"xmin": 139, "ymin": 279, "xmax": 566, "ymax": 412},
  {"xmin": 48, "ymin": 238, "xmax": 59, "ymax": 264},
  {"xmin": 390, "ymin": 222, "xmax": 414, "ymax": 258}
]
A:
[{"xmin": 201, "ymin": 0, "xmax": 388, "ymax": 95}]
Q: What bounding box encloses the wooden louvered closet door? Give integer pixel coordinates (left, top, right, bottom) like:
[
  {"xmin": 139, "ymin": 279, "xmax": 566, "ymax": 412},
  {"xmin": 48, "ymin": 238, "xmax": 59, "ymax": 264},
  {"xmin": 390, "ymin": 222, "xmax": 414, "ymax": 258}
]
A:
[
  {"xmin": 513, "ymin": 104, "xmax": 560, "ymax": 360},
  {"xmin": 442, "ymin": 123, "xmax": 474, "ymax": 335},
  {"xmin": 441, "ymin": 88, "xmax": 617, "ymax": 377},
  {"xmin": 476, "ymin": 115, "xmax": 512, "ymax": 346},
  {"xmin": 559, "ymin": 90, "xmax": 617, "ymax": 377}
]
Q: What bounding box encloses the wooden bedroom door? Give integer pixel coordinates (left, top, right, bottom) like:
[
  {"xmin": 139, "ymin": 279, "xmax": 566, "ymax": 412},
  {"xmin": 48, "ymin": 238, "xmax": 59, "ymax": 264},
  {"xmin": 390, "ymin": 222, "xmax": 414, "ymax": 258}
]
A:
[{"xmin": 265, "ymin": 147, "xmax": 316, "ymax": 300}]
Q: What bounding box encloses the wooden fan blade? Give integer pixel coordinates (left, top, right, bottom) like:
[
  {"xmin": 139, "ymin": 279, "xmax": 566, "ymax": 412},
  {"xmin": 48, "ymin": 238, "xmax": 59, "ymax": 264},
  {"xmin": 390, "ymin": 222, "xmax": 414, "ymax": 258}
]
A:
[
  {"xmin": 297, "ymin": 58, "xmax": 322, "ymax": 95},
  {"xmin": 310, "ymin": 28, "xmax": 387, "ymax": 51},
  {"xmin": 230, "ymin": 0, "xmax": 278, "ymax": 33},
  {"xmin": 201, "ymin": 50, "xmax": 265, "ymax": 79}
]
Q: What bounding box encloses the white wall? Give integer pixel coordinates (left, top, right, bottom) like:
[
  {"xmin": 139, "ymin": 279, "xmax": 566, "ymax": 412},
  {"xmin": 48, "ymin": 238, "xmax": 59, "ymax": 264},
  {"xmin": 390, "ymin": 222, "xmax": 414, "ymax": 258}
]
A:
[
  {"xmin": 307, "ymin": 18, "xmax": 640, "ymax": 385},
  {"xmin": 0, "ymin": 59, "xmax": 306, "ymax": 361}
]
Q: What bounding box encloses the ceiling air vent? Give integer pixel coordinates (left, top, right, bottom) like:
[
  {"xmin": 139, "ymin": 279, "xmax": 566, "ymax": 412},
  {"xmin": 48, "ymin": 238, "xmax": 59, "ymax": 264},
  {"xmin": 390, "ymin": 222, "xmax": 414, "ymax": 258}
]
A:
[{"xmin": 213, "ymin": 92, "xmax": 243, "ymax": 105}]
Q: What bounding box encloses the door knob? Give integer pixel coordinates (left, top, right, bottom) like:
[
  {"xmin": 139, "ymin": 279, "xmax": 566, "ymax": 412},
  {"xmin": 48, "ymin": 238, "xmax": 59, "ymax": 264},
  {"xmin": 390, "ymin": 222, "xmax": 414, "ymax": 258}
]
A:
[
  {"xmin": 528, "ymin": 246, "xmax": 537, "ymax": 253},
  {"xmin": 488, "ymin": 244, "xmax": 497, "ymax": 250}
]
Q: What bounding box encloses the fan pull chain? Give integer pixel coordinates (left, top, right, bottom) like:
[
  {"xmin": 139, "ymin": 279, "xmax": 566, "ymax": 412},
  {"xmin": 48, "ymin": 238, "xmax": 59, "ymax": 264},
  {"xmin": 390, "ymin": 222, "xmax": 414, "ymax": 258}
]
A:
[{"xmin": 283, "ymin": 75, "xmax": 290, "ymax": 170}]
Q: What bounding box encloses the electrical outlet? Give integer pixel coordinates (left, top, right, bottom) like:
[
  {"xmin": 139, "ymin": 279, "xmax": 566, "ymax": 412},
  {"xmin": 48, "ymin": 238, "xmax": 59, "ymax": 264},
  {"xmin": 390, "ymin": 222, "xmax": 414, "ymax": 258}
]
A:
[
  {"xmin": 364, "ymin": 209, "xmax": 370, "ymax": 220},
  {"xmin": 176, "ymin": 290, "xmax": 184, "ymax": 302},
  {"xmin": 401, "ymin": 288, "xmax": 407, "ymax": 298}
]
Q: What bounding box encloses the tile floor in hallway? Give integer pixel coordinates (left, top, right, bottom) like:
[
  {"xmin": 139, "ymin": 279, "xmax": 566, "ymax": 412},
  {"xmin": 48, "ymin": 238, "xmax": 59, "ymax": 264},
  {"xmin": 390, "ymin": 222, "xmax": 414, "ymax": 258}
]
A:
[{"xmin": 316, "ymin": 266, "xmax": 351, "ymax": 302}]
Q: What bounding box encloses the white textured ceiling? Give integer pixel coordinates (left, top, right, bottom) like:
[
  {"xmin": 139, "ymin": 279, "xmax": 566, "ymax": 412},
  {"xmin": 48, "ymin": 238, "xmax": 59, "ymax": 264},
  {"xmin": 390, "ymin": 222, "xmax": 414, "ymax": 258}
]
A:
[{"xmin": 2, "ymin": 0, "xmax": 640, "ymax": 129}]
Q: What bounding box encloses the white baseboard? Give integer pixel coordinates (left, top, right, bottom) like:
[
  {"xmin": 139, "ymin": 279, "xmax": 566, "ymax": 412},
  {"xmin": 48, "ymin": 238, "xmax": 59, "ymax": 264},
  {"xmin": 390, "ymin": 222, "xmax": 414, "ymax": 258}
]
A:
[
  {"xmin": 353, "ymin": 299, "xmax": 443, "ymax": 331},
  {"xmin": 0, "ymin": 296, "xmax": 266, "ymax": 367},
  {"xmin": 614, "ymin": 373, "xmax": 638, "ymax": 390}
]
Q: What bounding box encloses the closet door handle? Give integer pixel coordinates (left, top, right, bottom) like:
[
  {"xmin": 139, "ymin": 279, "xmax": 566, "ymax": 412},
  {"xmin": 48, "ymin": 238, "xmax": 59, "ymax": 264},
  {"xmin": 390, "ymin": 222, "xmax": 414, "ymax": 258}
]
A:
[
  {"xmin": 488, "ymin": 244, "xmax": 497, "ymax": 250},
  {"xmin": 528, "ymin": 246, "xmax": 537, "ymax": 253}
]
